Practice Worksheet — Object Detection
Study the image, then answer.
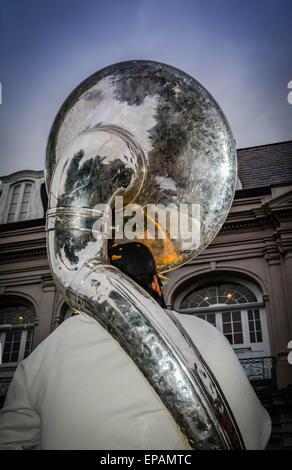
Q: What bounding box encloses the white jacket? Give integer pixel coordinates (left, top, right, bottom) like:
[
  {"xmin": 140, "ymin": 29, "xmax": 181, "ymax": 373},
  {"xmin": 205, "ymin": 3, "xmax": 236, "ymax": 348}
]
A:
[{"xmin": 0, "ymin": 310, "xmax": 271, "ymax": 450}]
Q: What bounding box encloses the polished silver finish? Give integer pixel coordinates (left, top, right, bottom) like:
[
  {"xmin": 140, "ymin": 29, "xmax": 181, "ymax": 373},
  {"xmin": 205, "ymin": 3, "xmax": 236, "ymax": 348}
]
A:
[
  {"xmin": 45, "ymin": 60, "xmax": 243, "ymax": 449},
  {"xmin": 46, "ymin": 60, "xmax": 237, "ymax": 273}
]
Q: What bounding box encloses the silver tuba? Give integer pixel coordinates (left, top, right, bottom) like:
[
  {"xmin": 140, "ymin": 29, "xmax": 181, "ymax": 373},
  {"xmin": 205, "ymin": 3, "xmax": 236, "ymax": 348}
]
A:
[{"xmin": 45, "ymin": 60, "xmax": 243, "ymax": 449}]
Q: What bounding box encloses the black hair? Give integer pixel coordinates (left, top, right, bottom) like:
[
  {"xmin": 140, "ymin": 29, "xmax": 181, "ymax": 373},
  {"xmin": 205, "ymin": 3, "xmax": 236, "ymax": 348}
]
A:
[
  {"xmin": 108, "ymin": 242, "xmax": 166, "ymax": 308},
  {"xmin": 127, "ymin": 271, "xmax": 166, "ymax": 309}
]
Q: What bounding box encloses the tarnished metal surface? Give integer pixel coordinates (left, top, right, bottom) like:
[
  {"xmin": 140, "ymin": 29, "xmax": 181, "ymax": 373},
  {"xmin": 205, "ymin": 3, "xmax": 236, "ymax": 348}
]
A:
[{"xmin": 45, "ymin": 60, "xmax": 243, "ymax": 449}]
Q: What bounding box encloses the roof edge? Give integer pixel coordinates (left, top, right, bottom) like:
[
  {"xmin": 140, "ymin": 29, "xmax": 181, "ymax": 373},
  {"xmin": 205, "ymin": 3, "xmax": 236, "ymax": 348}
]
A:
[{"xmin": 237, "ymin": 139, "xmax": 292, "ymax": 152}]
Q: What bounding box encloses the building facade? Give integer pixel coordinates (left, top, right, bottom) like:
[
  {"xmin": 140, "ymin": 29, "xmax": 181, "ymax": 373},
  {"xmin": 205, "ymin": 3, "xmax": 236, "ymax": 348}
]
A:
[{"xmin": 0, "ymin": 141, "xmax": 292, "ymax": 448}]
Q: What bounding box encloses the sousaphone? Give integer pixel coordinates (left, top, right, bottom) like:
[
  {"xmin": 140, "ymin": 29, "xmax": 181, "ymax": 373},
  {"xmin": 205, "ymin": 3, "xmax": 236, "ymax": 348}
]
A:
[{"xmin": 45, "ymin": 60, "xmax": 241, "ymax": 449}]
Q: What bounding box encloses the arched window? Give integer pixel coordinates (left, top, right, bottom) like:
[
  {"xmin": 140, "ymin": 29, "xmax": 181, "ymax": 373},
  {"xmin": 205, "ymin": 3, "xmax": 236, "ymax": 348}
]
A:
[
  {"xmin": 177, "ymin": 280, "xmax": 270, "ymax": 360},
  {"xmin": 0, "ymin": 297, "xmax": 36, "ymax": 364},
  {"xmin": 181, "ymin": 282, "xmax": 257, "ymax": 309},
  {"xmin": 6, "ymin": 181, "xmax": 33, "ymax": 223}
]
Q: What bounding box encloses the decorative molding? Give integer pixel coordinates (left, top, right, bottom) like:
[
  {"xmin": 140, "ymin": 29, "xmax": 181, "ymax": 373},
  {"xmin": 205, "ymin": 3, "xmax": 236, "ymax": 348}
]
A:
[
  {"xmin": 221, "ymin": 218, "xmax": 266, "ymax": 231},
  {"xmin": 264, "ymin": 241, "xmax": 282, "ymax": 262},
  {"xmin": 234, "ymin": 186, "xmax": 272, "ymax": 199},
  {"xmin": 0, "ymin": 169, "xmax": 44, "ymax": 183},
  {"xmin": 176, "ymin": 301, "xmax": 264, "ymax": 315},
  {"xmin": 0, "ymin": 217, "xmax": 45, "ymax": 233},
  {"xmin": 209, "ymin": 261, "xmax": 216, "ymax": 271},
  {"xmin": 277, "ymin": 351, "xmax": 290, "ymax": 363},
  {"xmin": 41, "ymin": 274, "xmax": 55, "ymax": 292},
  {"xmin": 265, "ymin": 189, "xmax": 292, "ymax": 208},
  {"xmin": 0, "ymin": 247, "xmax": 47, "ymax": 262},
  {"xmin": 221, "ymin": 198, "xmax": 292, "ymax": 234}
]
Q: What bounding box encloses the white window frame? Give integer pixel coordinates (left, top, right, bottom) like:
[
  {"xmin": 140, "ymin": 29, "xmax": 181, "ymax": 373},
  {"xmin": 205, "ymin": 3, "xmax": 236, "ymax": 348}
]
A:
[
  {"xmin": 175, "ymin": 278, "xmax": 271, "ymax": 360},
  {"xmin": 214, "ymin": 308, "xmax": 268, "ymax": 358},
  {"xmin": 6, "ymin": 181, "xmax": 34, "ymax": 223},
  {"xmin": 0, "ymin": 325, "xmax": 33, "ymax": 365}
]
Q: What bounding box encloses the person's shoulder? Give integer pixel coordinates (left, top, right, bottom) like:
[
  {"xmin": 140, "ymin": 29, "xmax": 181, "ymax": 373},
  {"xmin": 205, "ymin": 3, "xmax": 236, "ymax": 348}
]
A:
[
  {"xmin": 23, "ymin": 313, "xmax": 98, "ymax": 362},
  {"xmin": 167, "ymin": 309, "xmax": 221, "ymax": 338},
  {"xmin": 44, "ymin": 311, "xmax": 96, "ymax": 339},
  {"xmin": 166, "ymin": 309, "xmax": 222, "ymax": 354}
]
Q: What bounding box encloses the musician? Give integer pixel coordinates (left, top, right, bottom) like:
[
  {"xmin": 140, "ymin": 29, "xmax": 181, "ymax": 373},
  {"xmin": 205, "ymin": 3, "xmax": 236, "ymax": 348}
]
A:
[
  {"xmin": 108, "ymin": 242, "xmax": 272, "ymax": 450},
  {"xmin": 0, "ymin": 242, "xmax": 271, "ymax": 450}
]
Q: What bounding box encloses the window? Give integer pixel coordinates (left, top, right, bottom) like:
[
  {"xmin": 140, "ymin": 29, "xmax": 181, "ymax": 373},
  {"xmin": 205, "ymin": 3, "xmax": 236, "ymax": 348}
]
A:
[
  {"xmin": 0, "ymin": 297, "xmax": 36, "ymax": 364},
  {"xmin": 180, "ymin": 282, "xmax": 257, "ymax": 309},
  {"xmin": 7, "ymin": 184, "xmax": 21, "ymax": 222},
  {"xmin": 222, "ymin": 311, "xmax": 244, "ymax": 345},
  {"xmin": 248, "ymin": 309, "xmax": 263, "ymax": 343},
  {"xmin": 178, "ymin": 281, "xmax": 270, "ymax": 359},
  {"xmin": 196, "ymin": 312, "xmax": 216, "ymax": 327},
  {"xmin": 6, "ymin": 181, "xmax": 33, "ymax": 223},
  {"xmin": 19, "ymin": 183, "xmax": 33, "ymax": 221}
]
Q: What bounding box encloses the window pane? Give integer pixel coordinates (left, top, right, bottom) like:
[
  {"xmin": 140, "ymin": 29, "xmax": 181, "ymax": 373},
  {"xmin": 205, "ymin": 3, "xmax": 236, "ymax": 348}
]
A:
[
  {"xmin": 223, "ymin": 323, "xmax": 232, "ymax": 334},
  {"xmin": 10, "ymin": 352, "xmax": 19, "ymax": 362},
  {"xmin": 196, "ymin": 313, "xmax": 216, "ymax": 327},
  {"xmin": 19, "ymin": 183, "xmax": 32, "ymax": 221},
  {"xmin": 247, "ymin": 309, "xmax": 263, "ymax": 343},
  {"xmin": 234, "ymin": 333, "xmax": 243, "ymax": 344},
  {"xmin": 206, "ymin": 314, "xmax": 215, "ymax": 325},
  {"xmin": 232, "ymin": 311, "xmax": 241, "ymax": 322},
  {"xmin": 225, "ymin": 334, "xmax": 233, "ymax": 344},
  {"xmin": 257, "ymin": 332, "xmax": 263, "ymax": 342},
  {"xmin": 255, "ymin": 320, "xmax": 261, "ymax": 331},
  {"xmin": 248, "ymin": 310, "xmax": 253, "ymax": 320},
  {"xmin": 4, "ymin": 331, "xmax": 13, "ymax": 342},
  {"xmin": 246, "ymin": 292, "xmax": 256, "ymax": 302},
  {"xmin": 254, "ymin": 309, "xmax": 260, "ymax": 320},
  {"xmin": 249, "ymin": 320, "xmax": 255, "ymax": 332},
  {"xmin": 3, "ymin": 341, "xmax": 12, "ymax": 353},
  {"xmin": 23, "ymin": 186, "xmax": 32, "ymax": 200},
  {"xmin": 233, "ymin": 322, "xmax": 242, "ymax": 332},
  {"xmin": 24, "ymin": 328, "xmax": 34, "ymax": 359},
  {"xmin": 222, "ymin": 312, "xmax": 231, "ymax": 323},
  {"xmin": 7, "ymin": 184, "xmax": 21, "ymax": 222},
  {"xmin": 12, "ymin": 341, "xmax": 20, "ymax": 352},
  {"xmin": 2, "ymin": 352, "xmax": 10, "ymax": 362},
  {"xmin": 250, "ymin": 332, "xmax": 256, "ymax": 343},
  {"xmin": 14, "ymin": 330, "xmax": 21, "ymax": 340}
]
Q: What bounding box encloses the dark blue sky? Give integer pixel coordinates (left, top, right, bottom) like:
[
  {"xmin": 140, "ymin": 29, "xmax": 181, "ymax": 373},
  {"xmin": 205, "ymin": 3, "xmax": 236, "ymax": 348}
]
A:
[{"xmin": 0, "ymin": 0, "xmax": 292, "ymax": 175}]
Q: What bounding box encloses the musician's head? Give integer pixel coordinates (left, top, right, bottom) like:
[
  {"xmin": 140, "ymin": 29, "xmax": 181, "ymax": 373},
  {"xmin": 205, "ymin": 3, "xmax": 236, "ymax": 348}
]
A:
[{"xmin": 108, "ymin": 242, "xmax": 166, "ymax": 308}]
